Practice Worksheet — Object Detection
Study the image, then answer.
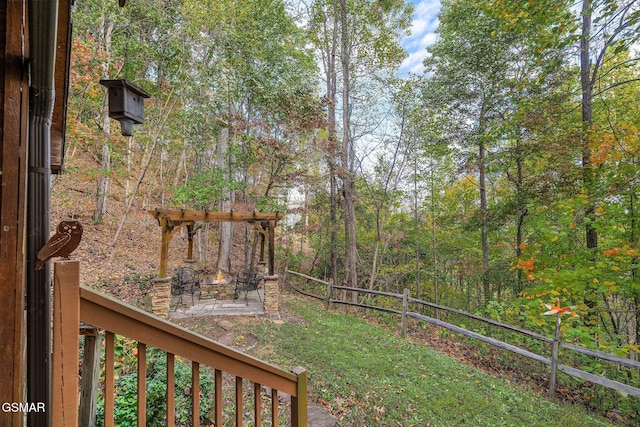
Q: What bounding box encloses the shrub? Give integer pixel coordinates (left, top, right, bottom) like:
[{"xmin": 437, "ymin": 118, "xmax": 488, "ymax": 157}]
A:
[{"xmin": 96, "ymin": 339, "xmax": 214, "ymax": 427}]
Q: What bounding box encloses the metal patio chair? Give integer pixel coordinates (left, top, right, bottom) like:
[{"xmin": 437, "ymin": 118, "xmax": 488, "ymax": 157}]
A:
[
  {"xmin": 234, "ymin": 268, "xmax": 263, "ymax": 305},
  {"xmin": 171, "ymin": 267, "xmax": 198, "ymax": 310}
]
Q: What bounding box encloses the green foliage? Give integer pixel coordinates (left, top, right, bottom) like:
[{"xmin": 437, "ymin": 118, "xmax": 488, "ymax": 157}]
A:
[
  {"xmin": 95, "ymin": 340, "xmax": 214, "ymax": 427},
  {"xmin": 255, "ymin": 195, "xmax": 287, "ymax": 213},
  {"xmin": 171, "ymin": 168, "xmax": 243, "ymax": 209},
  {"xmin": 484, "ymin": 300, "xmax": 507, "ymax": 322}
]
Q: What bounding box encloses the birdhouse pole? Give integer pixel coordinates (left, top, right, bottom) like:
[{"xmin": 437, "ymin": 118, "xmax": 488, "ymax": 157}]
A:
[
  {"xmin": 549, "ymin": 312, "xmax": 561, "ymax": 399},
  {"xmin": 542, "ymin": 299, "xmax": 576, "ymax": 400}
]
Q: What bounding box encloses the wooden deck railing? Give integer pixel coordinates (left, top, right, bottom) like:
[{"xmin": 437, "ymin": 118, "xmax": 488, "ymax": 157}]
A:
[{"xmin": 52, "ymin": 260, "xmax": 307, "ymax": 427}]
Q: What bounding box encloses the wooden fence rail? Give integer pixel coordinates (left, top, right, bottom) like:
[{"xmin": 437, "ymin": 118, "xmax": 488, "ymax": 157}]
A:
[{"xmin": 284, "ymin": 269, "xmax": 640, "ymax": 399}]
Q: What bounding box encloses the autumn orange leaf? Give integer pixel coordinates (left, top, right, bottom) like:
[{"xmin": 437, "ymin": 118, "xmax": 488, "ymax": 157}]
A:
[{"xmin": 603, "ymin": 248, "xmax": 619, "ymax": 256}]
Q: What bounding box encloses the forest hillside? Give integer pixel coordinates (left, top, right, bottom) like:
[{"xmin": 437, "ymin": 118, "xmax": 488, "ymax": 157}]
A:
[
  {"xmin": 59, "ymin": 0, "xmax": 640, "ymax": 422},
  {"xmin": 50, "ymin": 149, "xmax": 267, "ymax": 306},
  {"xmin": 65, "ymin": 0, "xmax": 640, "ymax": 356}
]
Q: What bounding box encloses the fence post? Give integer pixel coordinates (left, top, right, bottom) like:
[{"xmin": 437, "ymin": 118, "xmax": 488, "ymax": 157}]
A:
[
  {"xmin": 548, "ymin": 313, "xmax": 561, "ymax": 399},
  {"xmin": 326, "ymin": 279, "xmax": 333, "ymax": 310},
  {"xmin": 291, "ymin": 366, "xmax": 308, "ymax": 427},
  {"xmin": 401, "ymin": 288, "xmax": 409, "ymax": 338}
]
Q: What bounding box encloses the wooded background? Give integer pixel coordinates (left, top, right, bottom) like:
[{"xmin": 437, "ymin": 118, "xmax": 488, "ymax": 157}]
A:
[{"xmin": 59, "ymin": 0, "xmax": 640, "ymax": 362}]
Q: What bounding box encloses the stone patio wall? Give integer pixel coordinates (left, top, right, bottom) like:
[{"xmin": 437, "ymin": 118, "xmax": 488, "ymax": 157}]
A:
[{"xmin": 263, "ymin": 275, "xmax": 279, "ymax": 314}]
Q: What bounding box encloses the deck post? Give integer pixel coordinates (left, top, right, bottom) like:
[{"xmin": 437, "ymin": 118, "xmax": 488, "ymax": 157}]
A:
[
  {"xmin": 291, "ymin": 367, "xmax": 308, "ymax": 427},
  {"xmin": 52, "ymin": 260, "xmax": 80, "ymax": 427}
]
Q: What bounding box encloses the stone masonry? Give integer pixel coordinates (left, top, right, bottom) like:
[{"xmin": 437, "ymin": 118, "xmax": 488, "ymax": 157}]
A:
[
  {"xmin": 263, "ymin": 275, "xmax": 279, "ymax": 314},
  {"xmin": 152, "ymin": 277, "xmax": 172, "ymax": 318}
]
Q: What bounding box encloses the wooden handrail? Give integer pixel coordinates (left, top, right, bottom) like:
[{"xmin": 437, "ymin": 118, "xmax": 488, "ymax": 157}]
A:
[
  {"xmin": 79, "ymin": 285, "xmax": 300, "ymax": 396},
  {"xmin": 60, "ymin": 268, "xmax": 309, "ymax": 427},
  {"xmin": 53, "ymin": 261, "xmax": 312, "ymax": 426}
]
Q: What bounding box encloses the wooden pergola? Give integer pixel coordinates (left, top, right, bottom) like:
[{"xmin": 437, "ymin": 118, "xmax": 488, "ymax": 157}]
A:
[{"xmin": 148, "ymin": 209, "xmax": 286, "ymax": 278}]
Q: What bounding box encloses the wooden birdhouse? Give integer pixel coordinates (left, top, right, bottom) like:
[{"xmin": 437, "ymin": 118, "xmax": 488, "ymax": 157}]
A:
[{"xmin": 99, "ymin": 79, "xmax": 151, "ymax": 136}]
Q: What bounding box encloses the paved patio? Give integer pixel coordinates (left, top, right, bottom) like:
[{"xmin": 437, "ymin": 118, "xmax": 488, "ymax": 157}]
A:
[{"xmin": 170, "ymin": 287, "xmax": 265, "ymax": 318}]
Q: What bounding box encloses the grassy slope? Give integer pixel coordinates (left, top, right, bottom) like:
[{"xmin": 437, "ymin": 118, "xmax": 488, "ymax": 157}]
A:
[{"xmin": 247, "ymin": 295, "xmax": 612, "ymax": 427}]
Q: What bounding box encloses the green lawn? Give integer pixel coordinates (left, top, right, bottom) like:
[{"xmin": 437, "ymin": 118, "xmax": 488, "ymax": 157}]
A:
[{"xmin": 247, "ymin": 295, "xmax": 613, "ymax": 427}]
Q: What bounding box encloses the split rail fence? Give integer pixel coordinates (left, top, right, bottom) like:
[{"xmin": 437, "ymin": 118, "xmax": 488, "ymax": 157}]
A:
[{"xmin": 284, "ymin": 269, "xmax": 640, "ymax": 400}]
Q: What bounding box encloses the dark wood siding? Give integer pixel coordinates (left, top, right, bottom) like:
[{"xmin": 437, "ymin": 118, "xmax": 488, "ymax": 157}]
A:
[{"xmin": 0, "ymin": 0, "xmax": 28, "ymax": 425}]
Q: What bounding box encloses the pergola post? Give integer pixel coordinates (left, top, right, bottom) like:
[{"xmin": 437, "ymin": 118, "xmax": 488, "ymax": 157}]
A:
[
  {"xmin": 159, "ymin": 217, "xmax": 170, "ymax": 278},
  {"xmin": 268, "ymin": 219, "xmax": 276, "ymax": 276},
  {"xmin": 259, "ymin": 232, "xmax": 266, "ymax": 263},
  {"xmin": 186, "ymin": 223, "xmax": 196, "ymax": 262}
]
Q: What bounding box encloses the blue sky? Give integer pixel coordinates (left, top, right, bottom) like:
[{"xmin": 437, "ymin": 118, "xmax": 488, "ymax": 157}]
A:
[{"xmin": 400, "ymin": 0, "xmax": 441, "ymax": 75}]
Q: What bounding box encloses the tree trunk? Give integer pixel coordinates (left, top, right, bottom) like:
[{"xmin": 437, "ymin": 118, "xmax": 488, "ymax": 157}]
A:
[
  {"xmin": 581, "ymin": 0, "xmax": 599, "ymax": 326},
  {"xmin": 94, "ymin": 140, "xmax": 110, "ymax": 223},
  {"xmin": 581, "ymin": 0, "xmax": 596, "ymax": 248},
  {"xmin": 479, "ymin": 138, "xmax": 490, "ymax": 304},
  {"xmin": 414, "ymin": 153, "xmax": 421, "ymax": 299},
  {"xmin": 322, "ymin": 2, "xmax": 339, "ymax": 289},
  {"xmin": 217, "ymin": 205, "xmax": 233, "ymax": 271},
  {"xmin": 217, "ymin": 122, "xmax": 234, "ymax": 272},
  {"xmin": 368, "ymin": 239, "xmax": 380, "ymax": 291},
  {"xmin": 78, "ymin": 333, "xmax": 102, "ymax": 427},
  {"xmin": 515, "ymin": 139, "xmax": 527, "ymax": 295},
  {"xmin": 630, "ymin": 189, "xmax": 639, "ymax": 360},
  {"xmin": 341, "ymin": 0, "xmax": 358, "ymax": 295},
  {"xmin": 93, "ymin": 16, "xmax": 114, "ymax": 223},
  {"xmin": 431, "ymin": 164, "xmax": 439, "ymax": 313},
  {"xmin": 330, "ymin": 166, "xmax": 338, "ymax": 286}
]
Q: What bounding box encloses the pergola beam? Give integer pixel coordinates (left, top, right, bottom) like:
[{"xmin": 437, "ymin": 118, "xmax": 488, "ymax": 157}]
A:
[
  {"xmin": 149, "ymin": 209, "xmax": 284, "ymax": 276},
  {"xmin": 149, "ymin": 209, "xmax": 284, "ymax": 223}
]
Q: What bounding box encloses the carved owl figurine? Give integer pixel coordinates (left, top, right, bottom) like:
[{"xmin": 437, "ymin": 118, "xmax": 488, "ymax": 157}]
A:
[{"xmin": 35, "ymin": 221, "xmax": 83, "ymax": 270}]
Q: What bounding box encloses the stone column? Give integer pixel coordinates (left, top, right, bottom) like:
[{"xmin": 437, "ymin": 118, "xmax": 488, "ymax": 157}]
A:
[
  {"xmin": 263, "ymin": 275, "xmax": 279, "ymax": 315},
  {"xmin": 152, "ymin": 277, "xmax": 172, "ymax": 318}
]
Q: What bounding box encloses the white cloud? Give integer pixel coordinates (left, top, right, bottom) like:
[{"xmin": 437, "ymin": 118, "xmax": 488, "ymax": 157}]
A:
[
  {"xmin": 401, "ymin": 33, "xmax": 437, "ymax": 74},
  {"xmin": 399, "ymin": 0, "xmax": 441, "ymax": 76}
]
